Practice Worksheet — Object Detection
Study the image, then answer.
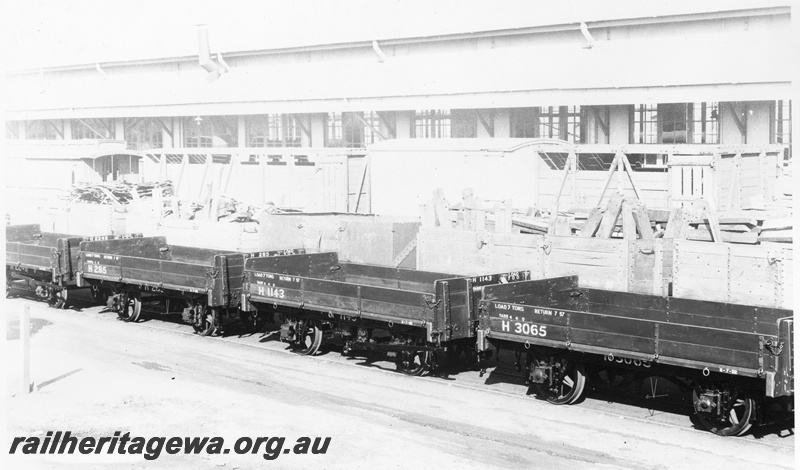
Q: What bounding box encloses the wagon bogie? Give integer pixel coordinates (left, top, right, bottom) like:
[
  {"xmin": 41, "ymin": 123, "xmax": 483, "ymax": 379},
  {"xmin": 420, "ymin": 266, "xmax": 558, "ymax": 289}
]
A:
[
  {"xmin": 692, "ymin": 382, "xmax": 755, "ymax": 436},
  {"xmin": 477, "ymin": 275, "xmax": 794, "ymax": 436}
]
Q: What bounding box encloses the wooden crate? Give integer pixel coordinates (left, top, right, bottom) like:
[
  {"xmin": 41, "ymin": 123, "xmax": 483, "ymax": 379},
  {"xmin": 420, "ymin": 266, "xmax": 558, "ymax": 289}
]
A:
[
  {"xmin": 417, "ymin": 227, "xmax": 546, "ymax": 276},
  {"xmin": 125, "ymin": 210, "xmax": 264, "ymax": 252},
  {"xmin": 39, "ymin": 202, "xmax": 128, "ymax": 236},
  {"xmin": 542, "ymin": 236, "xmax": 670, "ymax": 295},
  {"xmin": 257, "ymin": 213, "xmax": 420, "ymax": 267},
  {"xmin": 672, "ymin": 239, "xmax": 793, "ymax": 308}
]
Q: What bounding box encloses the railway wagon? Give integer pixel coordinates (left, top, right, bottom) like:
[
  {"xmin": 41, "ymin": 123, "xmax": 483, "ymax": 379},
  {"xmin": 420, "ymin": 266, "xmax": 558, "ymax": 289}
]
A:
[
  {"xmin": 76, "ymin": 235, "xmax": 303, "ymax": 335},
  {"xmin": 476, "ymin": 276, "xmax": 794, "ymax": 436},
  {"xmin": 241, "ymin": 251, "xmax": 529, "ymax": 374},
  {"xmin": 5, "ymin": 224, "xmax": 135, "ymax": 308}
]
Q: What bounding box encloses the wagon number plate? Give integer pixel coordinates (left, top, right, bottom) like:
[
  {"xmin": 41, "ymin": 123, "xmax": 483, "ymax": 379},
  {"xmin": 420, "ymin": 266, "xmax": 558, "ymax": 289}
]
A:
[
  {"xmin": 500, "ymin": 320, "xmax": 547, "ymax": 338},
  {"xmin": 87, "ymin": 264, "xmax": 108, "ymax": 274}
]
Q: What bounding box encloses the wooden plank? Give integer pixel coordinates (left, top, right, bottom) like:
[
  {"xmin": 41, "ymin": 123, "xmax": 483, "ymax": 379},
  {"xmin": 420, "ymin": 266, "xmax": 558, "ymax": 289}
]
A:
[
  {"xmin": 578, "ymin": 207, "xmax": 604, "ymax": 238},
  {"xmin": 547, "ymin": 250, "xmax": 622, "ymax": 267},
  {"xmin": 663, "ymin": 207, "xmax": 685, "ymax": 239},
  {"xmin": 432, "ymin": 188, "xmax": 447, "ymax": 228},
  {"xmin": 758, "ymin": 230, "xmax": 792, "ymax": 243},
  {"xmin": 554, "ymin": 216, "xmax": 572, "ymax": 236},
  {"xmin": 685, "ymin": 228, "xmax": 759, "ymax": 244},
  {"xmin": 621, "ymin": 200, "xmax": 636, "ymax": 241},
  {"xmin": 674, "ymin": 239, "xmax": 730, "ymax": 256},
  {"xmin": 691, "ymin": 223, "xmax": 757, "ymax": 233},
  {"xmin": 549, "ymin": 236, "xmax": 623, "ymax": 253},
  {"xmin": 760, "ymin": 218, "xmax": 793, "ymax": 231},
  {"xmin": 630, "ymin": 201, "xmax": 653, "ymax": 239},
  {"xmin": 513, "ymin": 217, "xmax": 549, "ymax": 233},
  {"xmin": 491, "ymin": 231, "xmax": 545, "ymax": 248},
  {"xmin": 690, "ymin": 216, "xmax": 758, "ymax": 226},
  {"xmin": 596, "ymin": 193, "xmax": 624, "ymax": 238}
]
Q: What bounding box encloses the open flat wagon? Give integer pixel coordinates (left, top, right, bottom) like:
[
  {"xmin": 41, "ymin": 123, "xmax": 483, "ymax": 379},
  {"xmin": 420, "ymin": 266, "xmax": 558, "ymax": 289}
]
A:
[
  {"xmin": 76, "ymin": 235, "xmax": 303, "ymax": 335},
  {"xmin": 476, "ymin": 275, "xmax": 794, "ymax": 436},
  {"xmin": 241, "ymin": 251, "xmax": 529, "ymax": 374},
  {"xmin": 6, "ymin": 224, "xmax": 136, "ymax": 308}
]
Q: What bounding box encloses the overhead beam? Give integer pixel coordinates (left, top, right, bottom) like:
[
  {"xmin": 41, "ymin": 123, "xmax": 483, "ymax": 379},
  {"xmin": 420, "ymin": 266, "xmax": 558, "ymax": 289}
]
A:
[
  {"xmin": 591, "ymin": 106, "xmax": 609, "ymax": 136},
  {"xmin": 294, "ymin": 115, "xmax": 312, "ymax": 141},
  {"xmin": 376, "ymin": 112, "xmax": 396, "ymax": 138},
  {"xmin": 477, "ymin": 109, "xmax": 494, "ymax": 137},
  {"xmin": 47, "ymin": 120, "xmax": 64, "ymax": 139},
  {"xmin": 156, "ymin": 117, "xmax": 174, "ymax": 139},
  {"xmin": 354, "ymin": 112, "xmax": 387, "ymax": 140},
  {"xmin": 76, "ymin": 119, "xmax": 107, "ymax": 139},
  {"xmin": 726, "ymin": 102, "xmax": 747, "ymax": 137}
]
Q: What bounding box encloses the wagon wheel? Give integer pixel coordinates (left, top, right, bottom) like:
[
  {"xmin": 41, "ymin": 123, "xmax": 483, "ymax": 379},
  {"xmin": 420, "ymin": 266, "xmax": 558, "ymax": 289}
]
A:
[
  {"xmin": 47, "ymin": 288, "xmax": 68, "ymax": 309},
  {"xmin": 191, "ymin": 303, "xmax": 218, "ymax": 336},
  {"xmin": 533, "ymin": 357, "xmax": 586, "ymax": 405},
  {"xmin": 396, "ymin": 341, "xmax": 430, "ymax": 376},
  {"xmin": 117, "ymin": 291, "xmax": 142, "ymax": 322},
  {"xmin": 292, "ymin": 320, "xmax": 322, "ymax": 355},
  {"xmin": 693, "ymin": 385, "xmax": 754, "ymax": 436}
]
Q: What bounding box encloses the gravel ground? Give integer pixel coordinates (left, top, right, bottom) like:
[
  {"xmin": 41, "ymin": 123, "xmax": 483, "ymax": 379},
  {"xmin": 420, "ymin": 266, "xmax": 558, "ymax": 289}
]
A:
[{"xmin": 4, "ymin": 293, "xmax": 796, "ymax": 469}]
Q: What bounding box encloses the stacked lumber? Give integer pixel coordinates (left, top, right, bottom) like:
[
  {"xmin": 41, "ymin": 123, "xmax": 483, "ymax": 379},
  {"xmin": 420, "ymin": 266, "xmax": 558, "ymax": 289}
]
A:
[
  {"xmin": 685, "ymin": 210, "xmax": 792, "ymax": 245},
  {"xmin": 421, "ymin": 188, "xmax": 515, "ymax": 233},
  {"xmin": 759, "ymin": 217, "xmax": 792, "ymax": 243},
  {"xmin": 577, "ymin": 193, "xmax": 656, "ymax": 240},
  {"xmin": 63, "ymin": 181, "xmax": 174, "ymax": 204}
]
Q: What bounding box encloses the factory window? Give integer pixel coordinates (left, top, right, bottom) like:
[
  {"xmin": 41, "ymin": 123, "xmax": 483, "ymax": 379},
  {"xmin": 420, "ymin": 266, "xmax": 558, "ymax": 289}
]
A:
[
  {"xmin": 631, "ymin": 104, "xmax": 659, "ymax": 144},
  {"xmin": 510, "ymin": 107, "xmax": 583, "ymax": 142},
  {"xmin": 24, "ymin": 120, "xmax": 62, "ymax": 140},
  {"xmin": 326, "ymin": 112, "xmax": 376, "ymax": 148},
  {"xmin": 632, "ymin": 103, "xmax": 718, "ymax": 144},
  {"xmin": 538, "ymin": 107, "xmax": 560, "ymax": 139},
  {"xmin": 5, "ymin": 121, "xmax": 20, "ymax": 139},
  {"xmin": 247, "ymin": 115, "xmax": 301, "ymax": 147},
  {"xmin": 451, "ymin": 110, "xmax": 477, "ymax": 138},
  {"xmin": 71, "ymin": 118, "xmax": 115, "ymax": 140},
  {"xmin": 183, "ymin": 116, "xmax": 237, "ymax": 148},
  {"xmin": 563, "ymin": 106, "xmax": 584, "ymax": 143},
  {"xmin": 510, "ymin": 108, "xmax": 537, "ymax": 138},
  {"xmin": 772, "ymin": 100, "xmax": 792, "ymax": 163},
  {"xmin": 413, "ymin": 110, "xmax": 450, "ymax": 138},
  {"xmin": 691, "ymin": 102, "xmax": 719, "ymax": 144},
  {"xmin": 125, "ymin": 117, "xmax": 163, "ymax": 150},
  {"xmin": 659, "ymin": 103, "xmax": 689, "ymax": 144},
  {"xmin": 363, "ymin": 112, "xmax": 387, "ymax": 144}
]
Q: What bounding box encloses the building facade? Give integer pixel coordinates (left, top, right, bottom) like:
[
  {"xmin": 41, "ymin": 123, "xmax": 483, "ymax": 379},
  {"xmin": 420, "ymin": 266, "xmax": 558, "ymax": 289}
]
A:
[{"xmin": 3, "ymin": 1, "xmax": 793, "ymax": 163}]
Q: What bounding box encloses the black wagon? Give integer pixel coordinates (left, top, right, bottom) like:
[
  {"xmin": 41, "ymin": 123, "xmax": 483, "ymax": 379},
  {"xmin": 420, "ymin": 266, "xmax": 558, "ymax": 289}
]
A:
[
  {"xmin": 241, "ymin": 251, "xmax": 530, "ymax": 375},
  {"xmin": 6, "ymin": 224, "xmax": 134, "ymax": 308},
  {"xmin": 476, "ymin": 275, "xmax": 794, "ymax": 436},
  {"xmin": 77, "ymin": 235, "xmax": 303, "ymax": 335}
]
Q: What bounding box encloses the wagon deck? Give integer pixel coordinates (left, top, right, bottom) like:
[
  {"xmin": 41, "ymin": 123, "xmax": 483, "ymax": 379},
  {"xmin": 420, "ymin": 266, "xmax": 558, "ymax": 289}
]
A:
[
  {"xmin": 78, "ymin": 236, "xmax": 249, "ymax": 307},
  {"xmin": 6, "ymin": 224, "xmax": 125, "ymax": 307},
  {"xmin": 242, "ymin": 251, "xmax": 530, "ymax": 372},
  {"xmin": 477, "ymin": 276, "xmax": 794, "ymax": 397},
  {"xmin": 243, "ymin": 252, "xmax": 529, "ymax": 342},
  {"xmin": 7, "ymin": 224, "xmax": 87, "ymax": 282},
  {"xmin": 78, "ymin": 236, "xmax": 304, "ymax": 331}
]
